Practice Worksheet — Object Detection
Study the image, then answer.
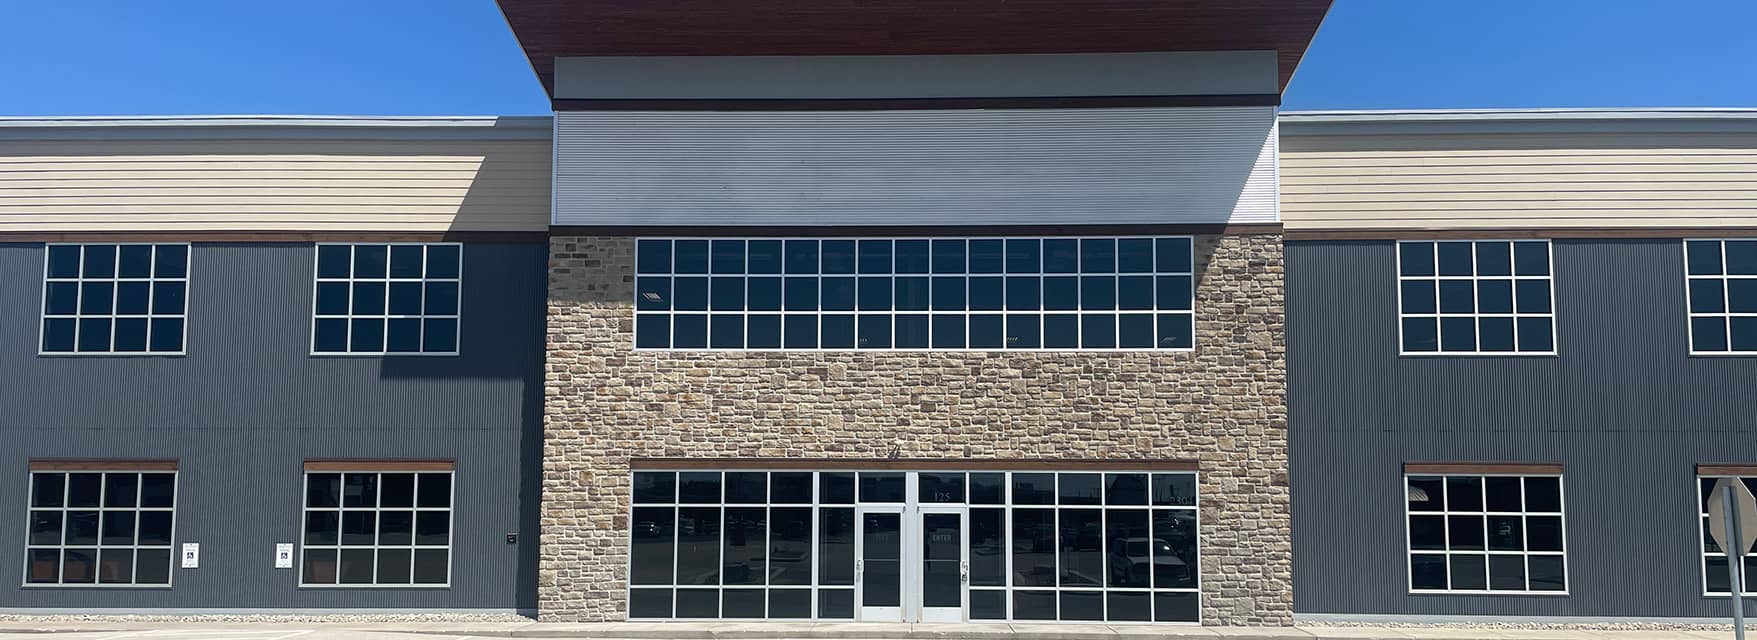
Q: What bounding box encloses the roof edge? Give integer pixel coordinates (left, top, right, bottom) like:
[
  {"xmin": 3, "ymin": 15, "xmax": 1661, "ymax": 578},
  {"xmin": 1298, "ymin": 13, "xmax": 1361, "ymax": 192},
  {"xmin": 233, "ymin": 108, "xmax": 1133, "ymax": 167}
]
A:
[
  {"xmin": 0, "ymin": 115, "xmax": 554, "ymax": 141},
  {"xmin": 1279, "ymin": 108, "xmax": 1757, "ymax": 135}
]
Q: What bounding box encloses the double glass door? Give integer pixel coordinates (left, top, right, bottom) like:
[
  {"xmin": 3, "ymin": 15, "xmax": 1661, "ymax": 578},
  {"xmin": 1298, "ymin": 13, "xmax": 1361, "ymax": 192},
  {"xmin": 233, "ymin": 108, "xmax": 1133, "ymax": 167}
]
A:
[{"xmin": 856, "ymin": 507, "xmax": 967, "ymax": 622}]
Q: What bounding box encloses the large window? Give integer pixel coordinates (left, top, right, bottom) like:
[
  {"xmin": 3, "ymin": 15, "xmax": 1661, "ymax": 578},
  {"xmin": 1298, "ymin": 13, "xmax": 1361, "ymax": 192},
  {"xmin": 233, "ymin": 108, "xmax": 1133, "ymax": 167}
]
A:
[
  {"xmin": 1397, "ymin": 240, "xmax": 1555, "ymax": 355},
  {"xmin": 41, "ymin": 243, "xmax": 189, "ymax": 354},
  {"xmin": 1697, "ymin": 475, "xmax": 1757, "ymax": 594},
  {"xmin": 312, "ymin": 243, "xmax": 462, "ymax": 355},
  {"xmin": 1684, "ymin": 239, "xmax": 1757, "ymax": 354},
  {"xmin": 629, "ymin": 469, "xmax": 1200, "ymax": 622},
  {"xmin": 1405, "ymin": 473, "xmax": 1566, "ymax": 594},
  {"xmin": 300, "ymin": 468, "xmax": 453, "ymax": 586},
  {"xmin": 25, "ymin": 467, "xmax": 177, "ymax": 586},
  {"xmin": 632, "ymin": 238, "xmax": 1195, "ymax": 351}
]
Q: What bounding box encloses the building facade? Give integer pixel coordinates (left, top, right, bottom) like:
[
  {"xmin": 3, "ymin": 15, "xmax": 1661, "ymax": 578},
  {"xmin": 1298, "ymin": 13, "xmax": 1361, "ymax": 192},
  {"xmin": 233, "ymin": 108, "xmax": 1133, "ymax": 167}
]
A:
[
  {"xmin": 1281, "ymin": 110, "xmax": 1757, "ymax": 618},
  {"xmin": 0, "ymin": 116, "xmax": 550, "ymax": 612},
  {"xmin": 504, "ymin": 0, "xmax": 1330, "ymax": 626}
]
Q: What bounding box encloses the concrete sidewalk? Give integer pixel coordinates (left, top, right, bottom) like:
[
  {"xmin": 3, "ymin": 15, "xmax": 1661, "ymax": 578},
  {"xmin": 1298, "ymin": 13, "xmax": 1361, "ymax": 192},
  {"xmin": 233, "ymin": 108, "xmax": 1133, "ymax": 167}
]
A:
[{"xmin": 0, "ymin": 623, "xmax": 1747, "ymax": 640}]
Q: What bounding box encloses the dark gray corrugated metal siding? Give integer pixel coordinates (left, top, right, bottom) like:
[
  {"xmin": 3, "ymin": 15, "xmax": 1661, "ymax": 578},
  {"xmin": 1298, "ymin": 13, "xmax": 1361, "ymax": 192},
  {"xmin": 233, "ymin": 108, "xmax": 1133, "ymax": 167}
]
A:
[
  {"xmin": 1289, "ymin": 239, "xmax": 1757, "ymax": 617},
  {"xmin": 0, "ymin": 243, "xmax": 545, "ymax": 611}
]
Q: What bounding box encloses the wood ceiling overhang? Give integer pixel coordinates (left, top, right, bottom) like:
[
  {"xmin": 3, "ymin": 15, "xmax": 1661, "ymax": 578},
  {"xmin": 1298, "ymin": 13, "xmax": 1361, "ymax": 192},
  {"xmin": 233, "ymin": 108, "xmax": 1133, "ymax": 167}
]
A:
[{"xmin": 495, "ymin": 0, "xmax": 1334, "ymax": 96}]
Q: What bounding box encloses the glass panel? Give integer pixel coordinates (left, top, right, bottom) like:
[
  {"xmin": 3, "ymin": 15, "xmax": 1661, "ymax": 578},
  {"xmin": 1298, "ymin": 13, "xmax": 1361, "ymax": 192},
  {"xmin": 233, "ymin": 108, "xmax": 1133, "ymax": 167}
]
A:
[
  {"xmin": 771, "ymin": 472, "xmax": 811, "ymax": 504},
  {"xmin": 722, "ymin": 589, "xmax": 764, "ymax": 619},
  {"xmin": 1488, "ymin": 555, "xmax": 1526, "ymax": 590},
  {"xmin": 379, "ymin": 511, "xmax": 414, "ymax": 545},
  {"xmin": 1449, "ymin": 554, "xmax": 1487, "ymax": 590},
  {"xmin": 1152, "ymin": 510, "xmax": 1197, "ymax": 589},
  {"xmin": 1058, "ymin": 509, "xmax": 1103, "ymax": 587},
  {"xmin": 97, "ymin": 548, "xmax": 134, "ymax": 584},
  {"xmin": 1447, "ymin": 515, "xmax": 1484, "ymax": 551},
  {"xmin": 1154, "ymin": 592, "xmax": 1199, "ymax": 623},
  {"xmin": 818, "ymin": 508, "xmax": 856, "ymax": 585},
  {"xmin": 1475, "ymin": 241, "xmax": 1512, "ymax": 276},
  {"xmin": 1487, "ymin": 515, "xmax": 1524, "ymax": 551},
  {"xmin": 971, "ymin": 590, "xmax": 1006, "ymax": 620},
  {"xmin": 31, "ymin": 474, "xmax": 65, "ymax": 508},
  {"xmin": 140, "ymin": 473, "xmax": 175, "ymax": 508},
  {"xmin": 861, "ymin": 512, "xmax": 902, "ymax": 607},
  {"xmin": 1528, "ymin": 555, "xmax": 1566, "ymax": 591},
  {"xmin": 1012, "ymin": 508, "xmax": 1056, "ymax": 587},
  {"xmin": 1410, "ymin": 554, "xmax": 1447, "ymax": 589},
  {"xmin": 722, "ymin": 507, "xmax": 767, "ymax": 586},
  {"xmin": 376, "ymin": 549, "xmax": 412, "ymax": 584},
  {"xmin": 1408, "ymin": 515, "xmax": 1445, "ymax": 551},
  {"xmin": 820, "ymin": 473, "xmax": 855, "ymax": 504},
  {"xmin": 1436, "ymin": 242, "xmax": 1473, "ymax": 276},
  {"xmin": 1013, "ymin": 590, "xmax": 1056, "ymax": 620},
  {"xmin": 1399, "ymin": 242, "xmax": 1436, "ymax": 277},
  {"xmin": 919, "ymin": 473, "xmax": 965, "ymax": 503},
  {"xmin": 1485, "ymin": 477, "xmax": 1522, "ymax": 511},
  {"xmin": 676, "ymin": 589, "xmax": 718, "ymax": 618},
  {"xmin": 1106, "ymin": 509, "xmax": 1150, "ymax": 587},
  {"xmin": 724, "ymin": 472, "xmax": 766, "ymax": 504},
  {"xmin": 921, "ymin": 513, "xmax": 962, "ymax": 607},
  {"xmin": 769, "ymin": 507, "xmax": 812, "ymax": 586},
  {"xmin": 1106, "ymin": 473, "xmax": 1149, "ymax": 505},
  {"xmin": 678, "ymin": 472, "xmax": 721, "ymax": 503},
  {"xmin": 1108, "ymin": 591, "xmax": 1152, "ymax": 622},
  {"xmin": 1060, "ymin": 591, "xmax": 1103, "ymax": 621},
  {"xmin": 819, "ymin": 589, "xmax": 855, "ymax": 619},
  {"xmin": 971, "ymin": 508, "xmax": 1005, "ymax": 587},
  {"xmin": 859, "ymin": 473, "xmax": 904, "ymax": 502},
  {"xmin": 1688, "ymin": 240, "xmax": 1725, "ymax": 275},
  {"xmin": 676, "ymin": 507, "xmax": 722, "ymax": 585},
  {"xmin": 769, "ymin": 589, "xmax": 811, "ymax": 618},
  {"xmin": 305, "ymin": 512, "xmax": 341, "ymax": 546}
]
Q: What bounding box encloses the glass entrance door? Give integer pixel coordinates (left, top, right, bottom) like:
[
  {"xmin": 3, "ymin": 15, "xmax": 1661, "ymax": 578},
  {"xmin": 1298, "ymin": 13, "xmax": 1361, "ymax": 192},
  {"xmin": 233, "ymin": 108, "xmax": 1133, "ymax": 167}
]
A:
[
  {"xmin": 918, "ymin": 508, "xmax": 967, "ymax": 622},
  {"xmin": 857, "ymin": 507, "xmax": 904, "ymax": 621}
]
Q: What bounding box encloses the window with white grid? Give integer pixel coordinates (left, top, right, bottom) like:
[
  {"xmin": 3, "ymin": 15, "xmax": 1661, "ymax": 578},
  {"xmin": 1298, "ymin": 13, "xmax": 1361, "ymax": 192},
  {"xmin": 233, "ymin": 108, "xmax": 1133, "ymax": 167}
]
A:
[
  {"xmin": 25, "ymin": 469, "xmax": 177, "ymax": 586},
  {"xmin": 1697, "ymin": 476, "xmax": 1757, "ymax": 594},
  {"xmin": 1397, "ymin": 240, "xmax": 1556, "ymax": 355},
  {"xmin": 300, "ymin": 470, "xmax": 453, "ymax": 586},
  {"xmin": 311, "ymin": 243, "xmax": 461, "ymax": 355},
  {"xmin": 40, "ymin": 244, "xmax": 189, "ymax": 354},
  {"xmin": 1684, "ymin": 239, "xmax": 1757, "ymax": 354},
  {"xmin": 632, "ymin": 238, "xmax": 1195, "ymax": 351},
  {"xmin": 1405, "ymin": 474, "xmax": 1567, "ymax": 594}
]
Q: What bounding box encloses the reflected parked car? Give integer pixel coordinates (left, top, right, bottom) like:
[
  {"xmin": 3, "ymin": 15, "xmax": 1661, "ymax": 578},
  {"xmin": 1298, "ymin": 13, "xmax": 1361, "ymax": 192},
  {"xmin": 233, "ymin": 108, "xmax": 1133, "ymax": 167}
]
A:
[{"xmin": 1108, "ymin": 537, "xmax": 1190, "ymax": 586}]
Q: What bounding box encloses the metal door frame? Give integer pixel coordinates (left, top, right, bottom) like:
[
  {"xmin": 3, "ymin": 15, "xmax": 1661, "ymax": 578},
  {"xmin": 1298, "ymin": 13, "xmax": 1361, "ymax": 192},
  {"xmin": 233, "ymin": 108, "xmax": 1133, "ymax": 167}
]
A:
[
  {"xmin": 915, "ymin": 505, "xmax": 969, "ymax": 623},
  {"xmin": 855, "ymin": 505, "xmax": 907, "ymax": 622}
]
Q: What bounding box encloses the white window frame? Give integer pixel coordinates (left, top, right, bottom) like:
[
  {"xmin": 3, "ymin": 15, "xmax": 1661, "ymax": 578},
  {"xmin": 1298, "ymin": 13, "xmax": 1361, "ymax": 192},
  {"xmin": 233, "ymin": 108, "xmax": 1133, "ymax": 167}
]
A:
[
  {"xmin": 38, "ymin": 243, "xmax": 191, "ymax": 356},
  {"xmin": 1396, "ymin": 239, "xmax": 1558, "ymax": 357},
  {"xmin": 1683, "ymin": 239, "xmax": 1757, "ymax": 356},
  {"xmin": 1403, "ymin": 472, "xmax": 1569, "ymax": 595},
  {"xmin": 297, "ymin": 469, "xmax": 455, "ymax": 588},
  {"xmin": 309, "ymin": 242, "xmax": 463, "ymax": 357},
  {"xmin": 22, "ymin": 468, "xmax": 178, "ymax": 588},
  {"xmin": 626, "ymin": 469, "xmax": 1201, "ymax": 624},
  {"xmin": 1697, "ymin": 475, "xmax": 1757, "ymax": 596},
  {"xmin": 630, "ymin": 237, "xmax": 1197, "ymax": 352}
]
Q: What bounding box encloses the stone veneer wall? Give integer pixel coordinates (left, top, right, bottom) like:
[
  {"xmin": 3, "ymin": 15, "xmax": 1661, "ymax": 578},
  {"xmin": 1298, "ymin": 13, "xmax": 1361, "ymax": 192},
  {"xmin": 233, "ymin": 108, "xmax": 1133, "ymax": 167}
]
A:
[{"xmin": 541, "ymin": 233, "xmax": 1288, "ymax": 625}]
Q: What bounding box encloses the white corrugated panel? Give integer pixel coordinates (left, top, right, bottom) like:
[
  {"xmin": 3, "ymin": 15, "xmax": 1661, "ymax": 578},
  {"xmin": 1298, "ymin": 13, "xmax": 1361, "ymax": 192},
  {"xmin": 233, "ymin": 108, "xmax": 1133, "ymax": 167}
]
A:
[{"xmin": 554, "ymin": 106, "xmax": 1278, "ymax": 226}]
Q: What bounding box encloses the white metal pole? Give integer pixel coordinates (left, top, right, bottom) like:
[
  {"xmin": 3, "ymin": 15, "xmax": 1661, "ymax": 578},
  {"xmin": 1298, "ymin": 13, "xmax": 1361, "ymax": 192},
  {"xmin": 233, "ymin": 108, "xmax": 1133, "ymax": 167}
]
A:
[{"xmin": 1726, "ymin": 489, "xmax": 1747, "ymax": 640}]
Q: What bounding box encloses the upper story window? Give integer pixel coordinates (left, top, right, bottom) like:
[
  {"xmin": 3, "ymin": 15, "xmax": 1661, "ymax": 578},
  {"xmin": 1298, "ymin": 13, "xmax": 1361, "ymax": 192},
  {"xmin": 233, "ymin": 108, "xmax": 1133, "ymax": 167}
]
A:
[
  {"xmin": 632, "ymin": 237, "xmax": 1195, "ymax": 351},
  {"xmin": 312, "ymin": 243, "xmax": 462, "ymax": 356},
  {"xmin": 1397, "ymin": 240, "xmax": 1555, "ymax": 355},
  {"xmin": 1684, "ymin": 239, "xmax": 1757, "ymax": 354},
  {"xmin": 26, "ymin": 465, "xmax": 178, "ymax": 587},
  {"xmin": 41, "ymin": 244, "xmax": 189, "ymax": 355},
  {"xmin": 1405, "ymin": 471, "xmax": 1566, "ymax": 594}
]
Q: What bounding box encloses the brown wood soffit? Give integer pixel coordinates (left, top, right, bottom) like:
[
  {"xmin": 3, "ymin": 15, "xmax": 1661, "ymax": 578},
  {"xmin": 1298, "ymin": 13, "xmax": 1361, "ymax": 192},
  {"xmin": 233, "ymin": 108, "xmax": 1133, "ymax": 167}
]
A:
[
  {"xmin": 1404, "ymin": 462, "xmax": 1564, "ymax": 475},
  {"xmin": 549, "ymin": 223, "xmax": 1283, "ymax": 238},
  {"xmin": 631, "ymin": 458, "xmax": 1199, "ymax": 471},
  {"xmin": 304, "ymin": 460, "xmax": 456, "ymax": 472},
  {"xmin": 29, "ymin": 459, "xmax": 179, "ymax": 471},
  {"xmin": 551, "ymin": 94, "xmax": 1279, "ymax": 111},
  {"xmin": 496, "ymin": 0, "xmax": 1332, "ymax": 93},
  {"xmin": 1285, "ymin": 227, "xmax": 1757, "ymax": 241},
  {"xmin": 1698, "ymin": 464, "xmax": 1757, "ymax": 476}
]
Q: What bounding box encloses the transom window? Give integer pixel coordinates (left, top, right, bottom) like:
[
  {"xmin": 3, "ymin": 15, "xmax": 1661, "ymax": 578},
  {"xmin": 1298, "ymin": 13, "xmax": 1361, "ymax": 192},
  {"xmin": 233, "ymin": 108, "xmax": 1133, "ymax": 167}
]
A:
[
  {"xmin": 629, "ymin": 469, "xmax": 1199, "ymax": 623},
  {"xmin": 1397, "ymin": 240, "xmax": 1556, "ymax": 355},
  {"xmin": 632, "ymin": 238, "xmax": 1195, "ymax": 351},
  {"xmin": 1684, "ymin": 239, "xmax": 1757, "ymax": 354},
  {"xmin": 1697, "ymin": 476, "xmax": 1757, "ymax": 594},
  {"xmin": 300, "ymin": 469, "xmax": 453, "ymax": 586},
  {"xmin": 1405, "ymin": 474, "xmax": 1566, "ymax": 594},
  {"xmin": 312, "ymin": 243, "xmax": 462, "ymax": 355},
  {"xmin": 41, "ymin": 243, "xmax": 189, "ymax": 355},
  {"xmin": 25, "ymin": 468, "xmax": 177, "ymax": 587}
]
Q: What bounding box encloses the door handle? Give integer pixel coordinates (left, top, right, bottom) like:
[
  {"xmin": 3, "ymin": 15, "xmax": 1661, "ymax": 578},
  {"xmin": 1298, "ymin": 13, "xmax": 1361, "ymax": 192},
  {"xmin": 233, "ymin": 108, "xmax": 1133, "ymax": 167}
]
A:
[
  {"xmin": 960, "ymin": 560, "xmax": 969, "ymax": 583},
  {"xmin": 856, "ymin": 559, "xmax": 864, "ymax": 575}
]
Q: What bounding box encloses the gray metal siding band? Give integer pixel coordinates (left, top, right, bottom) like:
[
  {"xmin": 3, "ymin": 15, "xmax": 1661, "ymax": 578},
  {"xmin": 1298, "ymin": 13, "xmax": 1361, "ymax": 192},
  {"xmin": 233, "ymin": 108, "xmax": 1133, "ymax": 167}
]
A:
[
  {"xmin": 1287, "ymin": 239, "xmax": 1757, "ymax": 617},
  {"xmin": 553, "ymin": 107, "xmax": 1279, "ymax": 227},
  {"xmin": 0, "ymin": 243, "xmax": 546, "ymax": 609}
]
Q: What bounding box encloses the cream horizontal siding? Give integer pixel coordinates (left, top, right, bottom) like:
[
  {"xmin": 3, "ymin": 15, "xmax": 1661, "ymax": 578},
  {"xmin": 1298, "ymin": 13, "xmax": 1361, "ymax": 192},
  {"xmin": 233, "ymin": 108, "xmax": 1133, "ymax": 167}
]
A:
[
  {"xmin": 1280, "ymin": 132, "xmax": 1757, "ymax": 230},
  {"xmin": 0, "ymin": 139, "xmax": 550, "ymax": 233}
]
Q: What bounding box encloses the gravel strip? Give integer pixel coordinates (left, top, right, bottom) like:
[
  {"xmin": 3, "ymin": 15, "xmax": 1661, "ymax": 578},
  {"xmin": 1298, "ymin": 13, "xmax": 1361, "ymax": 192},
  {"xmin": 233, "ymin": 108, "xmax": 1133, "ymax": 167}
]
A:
[{"xmin": 1304, "ymin": 620, "xmax": 1747, "ymax": 631}]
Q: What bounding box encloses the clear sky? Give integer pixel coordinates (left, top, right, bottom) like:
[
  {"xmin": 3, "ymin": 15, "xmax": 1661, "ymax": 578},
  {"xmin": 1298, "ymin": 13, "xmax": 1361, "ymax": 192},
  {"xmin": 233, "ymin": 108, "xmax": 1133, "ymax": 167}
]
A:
[{"xmin": 1, "ymin": 0, "xmax": 1754, "ymax": 116}]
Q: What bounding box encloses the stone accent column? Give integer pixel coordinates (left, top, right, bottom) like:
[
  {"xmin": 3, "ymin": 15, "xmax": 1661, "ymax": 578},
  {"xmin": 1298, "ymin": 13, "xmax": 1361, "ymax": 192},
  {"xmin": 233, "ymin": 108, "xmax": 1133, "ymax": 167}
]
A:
[{"xmin": 541, "ymin": 234, "xmax": 1289, "ymax": 625}]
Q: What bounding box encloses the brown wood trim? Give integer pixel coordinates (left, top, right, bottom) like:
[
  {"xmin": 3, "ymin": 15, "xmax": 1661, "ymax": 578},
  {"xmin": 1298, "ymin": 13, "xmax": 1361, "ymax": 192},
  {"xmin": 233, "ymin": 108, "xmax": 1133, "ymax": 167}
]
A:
[
  {"xmin": 1404, "ymin": 462, "xmax": 1563, "ymax": 475},
  {"xmin": 1286, "ymin": 227, "xmax": 1757, "ymax": 241},
  {"xmin": 29, "ymin": 459, "xmax": 178, "ymax": 471},
  {"xmin": 0, "ymin": 231, "xmax": 548, "ymax": 244},
  {"xmin": 303, "ymin": 460, "xmax": 455, "ymax": 472},
  {"xmin": 553, "ymin": 94, "xmax": 1280, "ymax": 112},
  {"xmin": 550, "ymin": 223, "xmax": 1282, "ymax": 238},
  {"xmin": 630, "ymin": 458, "xmax": 1199, "ymax": 472},
  {"xmin": 1698, "ymin": 464, "xmax": 1757, "ymax": 476}
]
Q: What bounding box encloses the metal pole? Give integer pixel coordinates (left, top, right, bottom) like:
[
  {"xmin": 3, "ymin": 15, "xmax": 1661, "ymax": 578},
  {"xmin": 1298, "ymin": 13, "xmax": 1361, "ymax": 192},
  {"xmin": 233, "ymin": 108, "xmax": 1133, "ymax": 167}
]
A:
[{"xmin": 1727, "ymin": 489, "xmax": 1747, "ymax": 640}]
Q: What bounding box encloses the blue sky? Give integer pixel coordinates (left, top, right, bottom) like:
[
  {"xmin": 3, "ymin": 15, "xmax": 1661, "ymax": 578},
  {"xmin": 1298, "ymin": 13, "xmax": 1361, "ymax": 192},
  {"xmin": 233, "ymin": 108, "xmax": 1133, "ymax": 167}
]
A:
[{"xmin": 0, "ymin": 0, "xmax": 1754, "ymax": 116}]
